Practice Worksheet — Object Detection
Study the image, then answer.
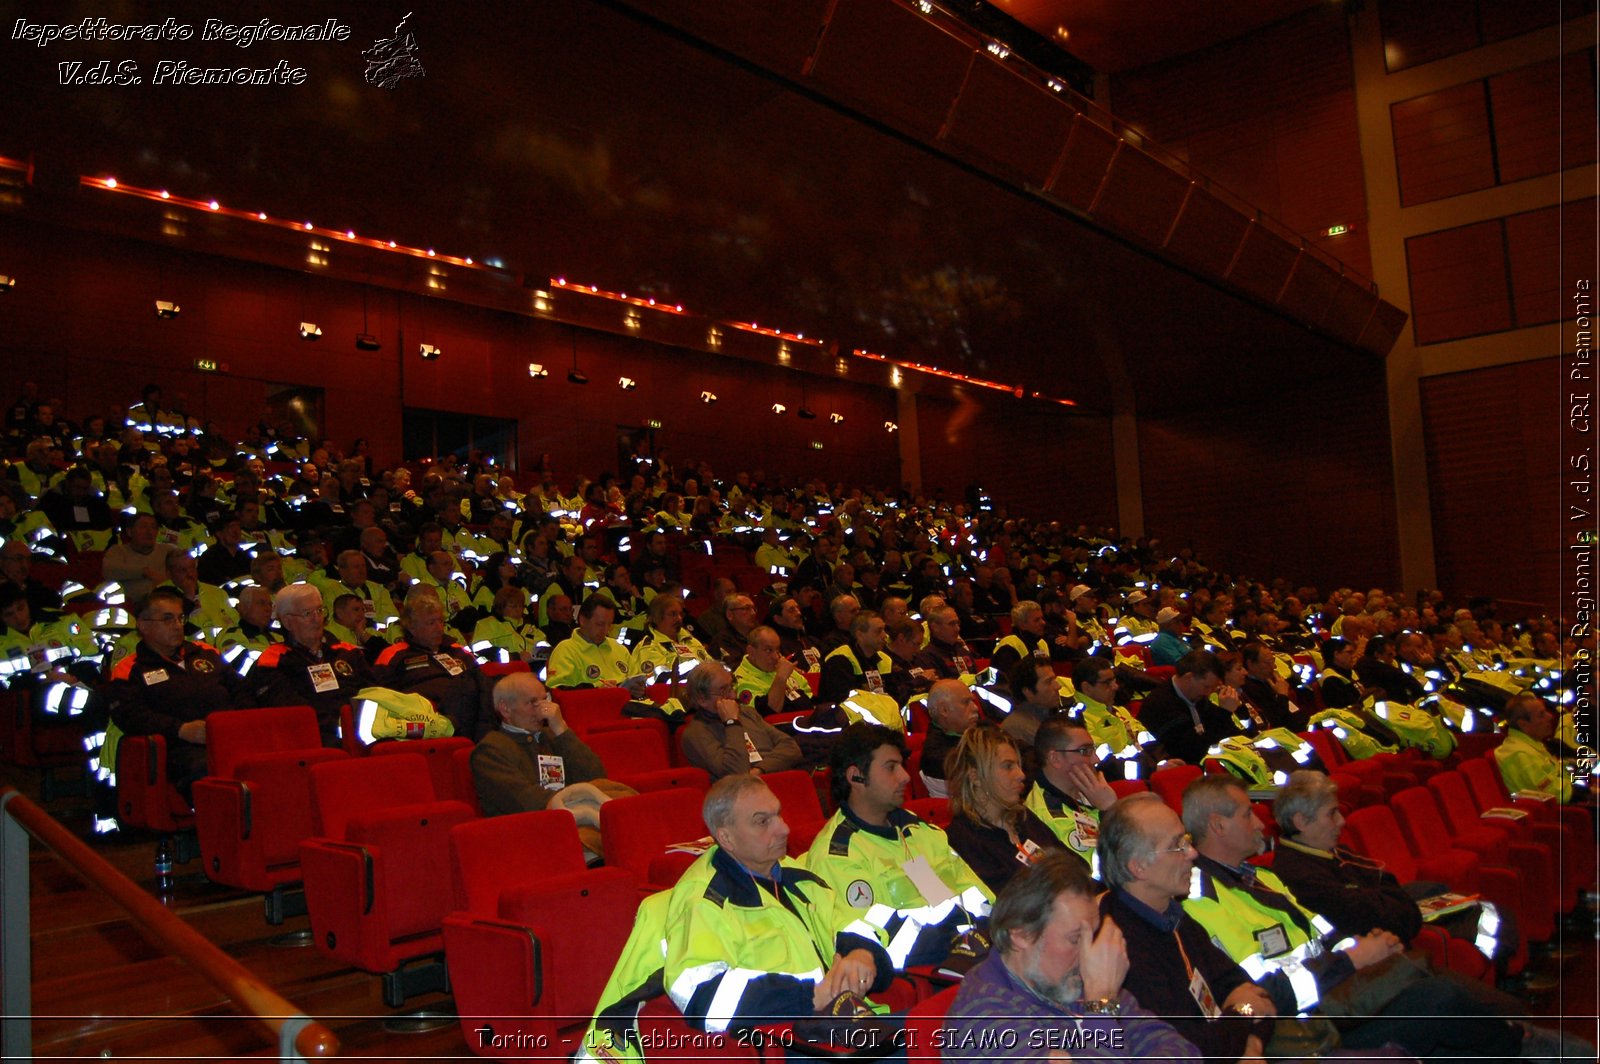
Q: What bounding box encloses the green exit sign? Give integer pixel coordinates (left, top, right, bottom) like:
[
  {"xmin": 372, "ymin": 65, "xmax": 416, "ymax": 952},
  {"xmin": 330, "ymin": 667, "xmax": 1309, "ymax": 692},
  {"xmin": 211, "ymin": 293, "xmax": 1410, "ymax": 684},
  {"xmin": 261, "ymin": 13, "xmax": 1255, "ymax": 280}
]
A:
[
  {"xmin": 1326, "ymin": 224, "xmax": 1349, "ymax": 236},
  {"xmin": 646, "ymin": 419, "xmax": 663, "ymax": 430},
  {"xmin": 194, "ymin": 358, "xmax": 220, "ymax": 372},
  {"xmin": 810, "ymin": 441, "xmax": 824, "ymax": 451}
]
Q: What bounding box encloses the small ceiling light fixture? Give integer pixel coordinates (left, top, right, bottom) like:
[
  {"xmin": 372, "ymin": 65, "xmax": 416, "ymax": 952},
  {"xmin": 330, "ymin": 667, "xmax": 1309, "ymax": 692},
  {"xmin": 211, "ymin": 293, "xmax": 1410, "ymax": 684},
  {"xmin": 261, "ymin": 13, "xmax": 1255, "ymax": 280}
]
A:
[
  {"xmin": 829, "ymin": 413, "xmax": 845, "ymax": 424},
  {"xmin": 884, "ymin": 421, "xmax": 899, "ymax": 433},
  {"xmin": 619, "ymin": 377, "xmax": 637, "ymax": 391},
  {"xmin": 0, "ymin": 274, "xmax": 14, "ymax": 293},
  {"xmin": 418, "ymin": 343, "xmax": 442, "ymax": 361},
  {"xmin": 771, "ymin": 403, "xmax": 787, "ymax": 415},
  {"xmin": 298, "ymin": 321, "xmax": 323, "ymax": 340},
  {"xmin": 154, "ymin": 300, "xmax": 181, "ymax": 319},
  {"xmin": 355, "ymin": 333, "xmax": 381, "ymax": 351},
  {"xmin": 207, "ymin": 200, "xmax": 220, "ymax": 211},
  {"xmin": 700, "ymin": 391, "xmax": 718, "ymax": 404},
  {"xmin": 527, "ymin": 363, "xmax": 549, "ymax": 378}
]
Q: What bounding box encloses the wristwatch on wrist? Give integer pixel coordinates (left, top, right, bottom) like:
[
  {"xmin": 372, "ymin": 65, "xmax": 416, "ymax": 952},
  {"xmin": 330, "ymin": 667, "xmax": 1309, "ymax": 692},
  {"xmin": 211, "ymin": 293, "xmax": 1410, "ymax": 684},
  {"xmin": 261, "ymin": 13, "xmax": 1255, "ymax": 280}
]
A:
[{"xmin": 1078, "ymin": 997, "xmax": 1122, "ymax": 1016}]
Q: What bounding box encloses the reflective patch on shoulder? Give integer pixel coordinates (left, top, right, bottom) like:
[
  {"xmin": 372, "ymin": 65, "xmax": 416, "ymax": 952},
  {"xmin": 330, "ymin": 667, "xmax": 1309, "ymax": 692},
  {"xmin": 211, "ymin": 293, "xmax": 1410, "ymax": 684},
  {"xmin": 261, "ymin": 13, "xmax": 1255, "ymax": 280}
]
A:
[{"xmin": 828, "ymin": 819, "xmax": 857, "ymax": 857}]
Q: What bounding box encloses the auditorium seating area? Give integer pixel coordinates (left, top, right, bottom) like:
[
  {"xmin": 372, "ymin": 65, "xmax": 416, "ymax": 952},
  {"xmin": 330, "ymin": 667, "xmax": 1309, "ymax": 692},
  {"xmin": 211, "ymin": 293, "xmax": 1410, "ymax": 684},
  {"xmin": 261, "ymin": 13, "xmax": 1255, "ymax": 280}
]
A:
[{"xmin": 1, "ymin": 382, "xmax": 1591, "ymax": 1060}]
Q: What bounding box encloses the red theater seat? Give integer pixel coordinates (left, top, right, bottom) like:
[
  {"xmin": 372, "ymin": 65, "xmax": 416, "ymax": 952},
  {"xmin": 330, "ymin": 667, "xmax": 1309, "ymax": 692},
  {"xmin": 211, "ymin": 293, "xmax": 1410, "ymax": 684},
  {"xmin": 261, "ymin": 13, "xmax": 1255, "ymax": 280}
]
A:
[
  {"xmin": 587, "ymin": 727, "xmax": 710, "ymax": 794},
  {"xmin": 114, "ymin": 733, "xmax": 194, "ymax": 836},
  {"xmin": 1149, "ymin": 764, "xmax": 1202, "ymax": 813},
  {"xmin": 299, "ymin": 753, "xmax": 477, "ymax": 1005},
  {"xmin": 601, "ymin": 786, "xmax": 709, "ymax": 893},
  {"xmin": 764, "ymin": 769, "xmax": 826, "ymax": 856},
  {"xmin": 552, "ymin": 686, "xmax": 630, "ymax": 731},
  {"xmin": 366, "ymin": 736, "xmax": 476, "ymax": 805},
  {"xmin": 192, "ymin": 705, "xmax": 348, "ymax": 922},
  {"xmin": 444, "ymin": 811, "xmax": 639, "ymax": 1057}
]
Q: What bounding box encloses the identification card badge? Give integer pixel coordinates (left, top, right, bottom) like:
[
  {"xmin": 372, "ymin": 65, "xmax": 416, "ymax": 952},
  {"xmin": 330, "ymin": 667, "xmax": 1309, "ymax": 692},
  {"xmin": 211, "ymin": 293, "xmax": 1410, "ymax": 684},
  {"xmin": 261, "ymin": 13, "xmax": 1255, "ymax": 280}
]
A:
[
  {"xmin": 1255, "ymin": 924, "xmax": 1291, "ymax": 957},
  {"xmin": 537, "ymin": 753, "xmax": 566, "ymax": 791},
  {"xmin": 1069, "ymin": 809, "xmax": 1100, "ymax": 852},
  {"xmin": 955, "ymin": 656, "xmax": 972, "ymax": 673},
  {"xmin": 307, "ymin": 661, "xmax": 339, "ymax": 693},
  {"xmin": 362, "ymin": 598, "xmax": 376, "ymax": 620},
  {"xmin": 864, "ymin": 669, "xmax": 885, "ymax": 695},
  {"xmin": 744, "ymin": 733, "xmax": 763, "ymax": 764},
  {"xmin": 72, "ymin": 505, "xmax": 90, "ymax": 523},
  {"xmin": 143, "ymin": 668, "xmax": 170, "ymax": 685},
  {"xmin": 1190, "ymin": 968, "xmax": 1222, "ymax": 1020},
  {"xmin": 802, "ymin": 647, "xmax": 821, "ymax": 668},
  {"xmin": 901, "ymin": 855, "xmax": 956, "ymax": 906},
  {"xmin": 435, "ymin": 654, "xmax": 463, "ymax": 676},
  {"xmin": 1015, "ymin": 838, "xmax": 1044, "ymax": 865}
]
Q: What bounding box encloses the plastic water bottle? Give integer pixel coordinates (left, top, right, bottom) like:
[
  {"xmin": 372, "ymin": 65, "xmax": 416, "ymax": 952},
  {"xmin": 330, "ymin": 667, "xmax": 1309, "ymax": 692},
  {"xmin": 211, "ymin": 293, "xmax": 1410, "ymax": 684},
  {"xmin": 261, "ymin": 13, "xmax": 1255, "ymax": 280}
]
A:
[{"xmin": 155, "ymin": 838, "xmax": 174, "ymax": 892}]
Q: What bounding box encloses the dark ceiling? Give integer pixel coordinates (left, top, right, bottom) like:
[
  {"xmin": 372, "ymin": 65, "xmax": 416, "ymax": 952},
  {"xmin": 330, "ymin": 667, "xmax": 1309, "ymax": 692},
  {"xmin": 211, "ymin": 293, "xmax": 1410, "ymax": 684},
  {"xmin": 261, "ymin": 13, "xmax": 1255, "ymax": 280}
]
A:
[
  {"xmin": 0, "ymin": 0, "xmax": 1379, "ymax": 416},
  {"xmin": 992, "ymin": 0, "xmax": 1328, "ymax": 74}
]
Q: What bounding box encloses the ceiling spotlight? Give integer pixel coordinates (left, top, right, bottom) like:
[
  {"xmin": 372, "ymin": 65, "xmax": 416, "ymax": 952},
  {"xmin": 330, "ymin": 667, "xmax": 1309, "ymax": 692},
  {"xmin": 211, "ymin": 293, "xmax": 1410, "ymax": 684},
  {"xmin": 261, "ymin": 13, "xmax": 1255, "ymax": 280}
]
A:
[
  {"xmin": 528, "ymin": 363, "xmax": 549, "ymax": 378},
  {"xmin": 355, "ymin": 333, "xmax": 381, "ymax": 351},
  {"xmin": 154, "ymin": 300, "xmax": 181, "ymax": 319},
  {"xmin": 567, "ymin": 370, "xmax": 589, "ymax": 385},
  {"xmin": 700, "ymin": 391, "xmax": 718, "ymax": 404},
  {"xmin": 0, "ymin": 275, "xmax": 14, "ymax": 292},
  {"xmin": 797, "ymin": 408, "xmax": 817, "ymax": 420},
  {"xmin": 619, "ymin": 377, "xmax": 637, "ymax": 391},
  {"xmin": 418, "ymin": 343, "xmax": 442, "ymax": 361},
  {"xmin": 771, "ymin": 403, "xmax": 787, "ymax": 415},
  {"xmin": 829, "ymin": 413, "xmax": 845, "ymax": 424},
  {"xmin": 884, "ymin": 421, "xmax": 899, "ymax": 432},
  {"xmin": 299, "ymin": 321, "xmax": 323, "ymax": 340}
]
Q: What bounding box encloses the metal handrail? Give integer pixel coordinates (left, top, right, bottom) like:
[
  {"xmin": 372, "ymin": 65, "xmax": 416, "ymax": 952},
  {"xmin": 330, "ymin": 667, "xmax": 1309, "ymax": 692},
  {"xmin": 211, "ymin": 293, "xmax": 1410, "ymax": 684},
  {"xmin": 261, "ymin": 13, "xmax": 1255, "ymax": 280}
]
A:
[{"xmin": 0, "ymin": 786, "xmax": 339, "ymax": 1061}]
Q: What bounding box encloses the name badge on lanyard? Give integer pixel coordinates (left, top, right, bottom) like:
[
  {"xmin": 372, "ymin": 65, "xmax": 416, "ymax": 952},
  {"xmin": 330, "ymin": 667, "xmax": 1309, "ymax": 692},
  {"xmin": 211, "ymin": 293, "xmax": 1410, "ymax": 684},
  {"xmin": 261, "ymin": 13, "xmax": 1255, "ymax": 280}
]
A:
[
  {"xmin": 864, "ymin": 669, "xmax": 885, "ymax": 695},
  {"xmin": 307, "ymin": 662, "xmax": 339, "ymax": 693}
]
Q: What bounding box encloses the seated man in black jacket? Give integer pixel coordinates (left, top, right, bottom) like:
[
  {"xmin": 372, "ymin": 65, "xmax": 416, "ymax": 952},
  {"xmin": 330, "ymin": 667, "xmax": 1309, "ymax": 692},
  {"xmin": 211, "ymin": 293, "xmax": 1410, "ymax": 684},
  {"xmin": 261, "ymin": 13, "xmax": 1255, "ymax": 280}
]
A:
[{"xmin": 1135, "ymin": 650, "xmax": 1242, "ymax": 764}]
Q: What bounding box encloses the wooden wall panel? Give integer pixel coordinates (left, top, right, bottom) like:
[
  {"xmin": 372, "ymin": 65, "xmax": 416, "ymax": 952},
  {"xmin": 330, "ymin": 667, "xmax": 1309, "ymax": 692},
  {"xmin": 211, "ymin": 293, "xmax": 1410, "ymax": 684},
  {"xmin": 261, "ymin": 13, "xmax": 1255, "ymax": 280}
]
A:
[
  {"xmin": 1045, "ymin": 118, "xmax": 1119, "ymax": 211},
  {"xmin": 1421, "ymin": 359, "xmax": 1561, "ymax": 608},
  {"xmin": 1090, "ymin": 147, "xmax": 1191, "ymax": 248},
  {"xmin": 1506, "ymin": 205, "xmax": 1563, "ymax": 326},
  {"xmin": 0, "ymin": 219, "xmax": 903, "ymax": 489},
  {"xmin": 914, "ymin": 393, "xmax": 1117, "ymax": 528},
  {"xmin": 1109, "ymin": 5, "xmax": 1371, "ymax": 281},
  {"xmin": 1392, "ymin": 82, "xmax": 1496, "ymax": 206},
  {"xmin": 942, "ymin": 57, "xmax": 1076, "ymax": 185},
  {"xmin": 1405, "ymin": 220, "xmax": 1512, "ymax": 343},
  {"xmin": 1137, "ymin": 368, "xmax": 1398, "ymax": 595},
  {"xmin": 1491, "ymin": 50, "xmax": 1598, "ymax": 185},
  {"xmin": 807, "ymin": 0, "xmax": 973, "ymax": 143},
  {"xmin": 1379, "ymin": 0, "xmax": 1482, "ymax": 72}
]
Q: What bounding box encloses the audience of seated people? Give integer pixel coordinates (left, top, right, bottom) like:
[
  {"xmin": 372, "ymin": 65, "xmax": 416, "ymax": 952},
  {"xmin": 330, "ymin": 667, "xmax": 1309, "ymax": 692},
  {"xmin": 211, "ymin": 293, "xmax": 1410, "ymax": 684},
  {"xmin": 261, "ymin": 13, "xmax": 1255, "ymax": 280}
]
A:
[{"xmin": 0, "ymin": 380, "xmax": 1592, "ymax": 1058}]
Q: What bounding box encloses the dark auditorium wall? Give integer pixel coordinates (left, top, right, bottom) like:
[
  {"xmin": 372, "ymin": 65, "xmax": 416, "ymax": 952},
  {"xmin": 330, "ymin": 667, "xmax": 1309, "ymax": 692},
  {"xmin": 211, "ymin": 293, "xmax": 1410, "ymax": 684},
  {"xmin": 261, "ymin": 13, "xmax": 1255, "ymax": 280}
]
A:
[
  {"xmin": 1421, "ymin": 357, "xmax": 1561, "ymax": 611},
  {"xmin": 0, "ymin": 219, "xmax": 904, "ymax": 488},
  {"xmin": 1136, "ymin": 370, "xmax": 1400, "ymax": 595},
  {"xmin": 914, "ymin": 393, "xmax": 1118, "ymax": 526},
  {"xmin": 1107, "ymin": 3, "xmax": 1372, "ymax": 279}
]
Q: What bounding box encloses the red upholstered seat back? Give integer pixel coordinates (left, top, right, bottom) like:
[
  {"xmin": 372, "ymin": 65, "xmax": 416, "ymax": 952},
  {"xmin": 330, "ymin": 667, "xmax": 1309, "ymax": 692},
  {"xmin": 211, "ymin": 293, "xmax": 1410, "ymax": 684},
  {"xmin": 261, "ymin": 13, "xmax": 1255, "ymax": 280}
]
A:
[
  {"xmin": 552, "ymin": 687, "xmax": 629, "ymax": 730},
  {"xmin": 450, "ymin": 810, "xmax": 591, "ymax": 915},
  {"xmin": 1344, "ymin": 806, "xmax": 1419, "ymax": 882},
  {"xmin": 586, "ymin": 727, "xmax": 671, "ymax": 777},
  {"xmin": 367, "ymin": 737, "xmax": 475, "ymax": 805},
  {"xmin": 599, "ymin": 787, "xmax": 707, "ymax": 890},
  {"xmin": 1389, "ymin": 786, "xmax": 1453, "ymax": 857},
  {"xmin": 206, "ymin": 705, "xmax": 322, "ymax": 778},
  {"xmin": 311, "ymin": 753, "xmax": 437, "ymax": 839},
  {"xmin": 349, "ymin": 801, "xmax": 476, "ymax": 938},
  {"xmin": 764, "ymin": 769, "xmax": 825, "ymax": 855}
]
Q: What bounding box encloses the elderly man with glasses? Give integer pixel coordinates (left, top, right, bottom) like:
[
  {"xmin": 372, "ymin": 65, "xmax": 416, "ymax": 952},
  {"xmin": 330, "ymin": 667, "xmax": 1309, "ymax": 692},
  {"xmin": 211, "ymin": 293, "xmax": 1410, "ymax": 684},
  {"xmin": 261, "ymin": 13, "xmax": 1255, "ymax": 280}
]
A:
[{"xmin": 242, "ymin": 583, "xmax": 375, "ymax": 745}]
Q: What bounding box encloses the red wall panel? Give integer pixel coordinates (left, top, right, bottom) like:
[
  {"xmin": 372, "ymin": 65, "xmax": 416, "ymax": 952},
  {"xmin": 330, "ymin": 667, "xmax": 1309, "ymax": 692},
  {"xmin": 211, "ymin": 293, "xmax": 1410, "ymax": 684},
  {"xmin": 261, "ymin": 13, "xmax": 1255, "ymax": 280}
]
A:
[
  {"xmin": 0, "ymin": 219, "xmax": 903, "ymax": 489},
  {"xmin": 1109, "ymin": 5, "xmax": 1371, "ymax": 280},
  {"xmin": 1405, "ymin": 220, "xmax": 1512, "ymax": 343},
  {"xmin": 1392, "ymin": 82, "xmax": 1496, "ymax": 206},
  {"xmin": 915, "ymin": 393, "xmax": 1117, "ymax": 528},
  {"xmin": 1421, "ymin": 359, "xmax": 1561, "ymax": 608},
  {"xmin": 1136, "ymin": 368, "xmax": 1399, "ymax": 595},
  {"xmin": 1491, "ymin": 50, "xmax": 1599, "ymax": 185}
]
